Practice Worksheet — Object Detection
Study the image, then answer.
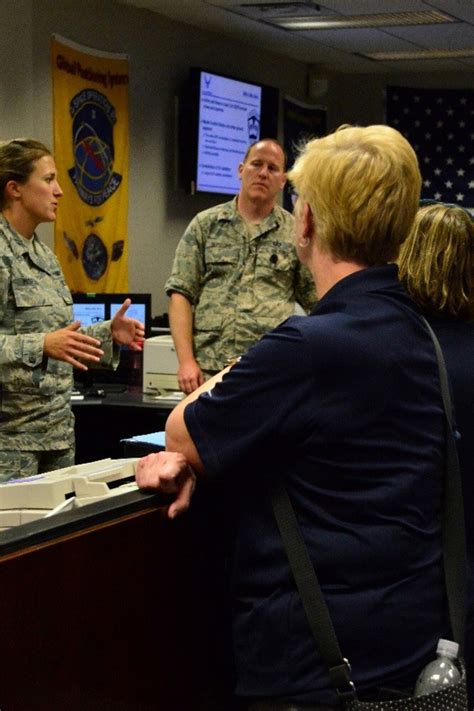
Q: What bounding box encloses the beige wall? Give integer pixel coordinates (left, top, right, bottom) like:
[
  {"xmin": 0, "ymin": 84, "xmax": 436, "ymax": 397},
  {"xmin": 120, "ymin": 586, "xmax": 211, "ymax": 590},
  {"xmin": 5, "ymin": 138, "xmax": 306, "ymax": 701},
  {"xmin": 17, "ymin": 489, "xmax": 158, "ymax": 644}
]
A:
[
  {"xmin": 1, "ymin": 0, "xmax": 473, "ymax": 315},
  {"xmin": 0, "ymin": 0, "xmax": 307, "ymax": 316}
]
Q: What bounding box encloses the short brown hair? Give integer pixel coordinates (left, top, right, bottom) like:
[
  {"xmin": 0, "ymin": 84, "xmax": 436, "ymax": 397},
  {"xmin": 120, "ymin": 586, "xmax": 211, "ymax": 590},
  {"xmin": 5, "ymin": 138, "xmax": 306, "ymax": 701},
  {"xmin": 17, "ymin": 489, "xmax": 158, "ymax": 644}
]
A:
[
  {"xmin": 0, "ymin": 138, "xmax": 51, "ymax": 209},
  {"xmin": 398, "ymin": 203, "xmax": 474, "ymax": 320},
  {"xmin": 288, "ymin": 124, "xmax": 421, "ymax": 265}
]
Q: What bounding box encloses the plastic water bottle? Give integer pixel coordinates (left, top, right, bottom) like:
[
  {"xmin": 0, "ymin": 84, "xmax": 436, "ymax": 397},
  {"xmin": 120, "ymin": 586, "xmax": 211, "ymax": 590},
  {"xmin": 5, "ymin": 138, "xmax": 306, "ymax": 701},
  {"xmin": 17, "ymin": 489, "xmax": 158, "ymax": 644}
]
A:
[{"xmin": 414, "ymin": 638, "xmax": 461, "ymax": 696}]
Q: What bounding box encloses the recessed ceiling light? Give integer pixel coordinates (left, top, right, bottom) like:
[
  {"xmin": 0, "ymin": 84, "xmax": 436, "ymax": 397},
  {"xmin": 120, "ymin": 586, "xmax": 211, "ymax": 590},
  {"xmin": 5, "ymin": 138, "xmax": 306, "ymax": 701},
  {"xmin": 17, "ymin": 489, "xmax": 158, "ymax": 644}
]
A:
[
  {"xmin": 363, "ymin": 48, "xmax": 474, "ymax": 61},
  {"xmin": 272, "ymin": 10, "xmax": 456, "ymax": 30}
]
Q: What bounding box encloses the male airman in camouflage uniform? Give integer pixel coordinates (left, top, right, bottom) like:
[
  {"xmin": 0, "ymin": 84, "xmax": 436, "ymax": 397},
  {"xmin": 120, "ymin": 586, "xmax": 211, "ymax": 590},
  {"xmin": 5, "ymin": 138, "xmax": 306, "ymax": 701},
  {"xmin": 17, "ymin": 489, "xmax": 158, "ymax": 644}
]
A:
[
  {"xmin": 0, "ymin": 215, "xmax": 117, "ymax": 481},
  {"xmin": 165, "ymin": 139, "xmax": 316, "ymax": 393}
]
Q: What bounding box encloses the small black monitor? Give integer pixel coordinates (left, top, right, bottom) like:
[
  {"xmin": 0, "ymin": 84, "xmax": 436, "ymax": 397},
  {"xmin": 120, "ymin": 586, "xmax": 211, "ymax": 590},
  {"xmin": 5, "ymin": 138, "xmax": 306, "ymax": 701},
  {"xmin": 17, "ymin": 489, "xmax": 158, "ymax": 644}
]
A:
[
  {"xmin": 71, "ymin": 292, "xmax": 151, "ymax": 390},
  {"xmin": 72, "ymin": 293, "xmax": 151, "ymax": 337},
  {"xmin": 71, "ymin": 300, "xmax": 106, "ymax": 328}
]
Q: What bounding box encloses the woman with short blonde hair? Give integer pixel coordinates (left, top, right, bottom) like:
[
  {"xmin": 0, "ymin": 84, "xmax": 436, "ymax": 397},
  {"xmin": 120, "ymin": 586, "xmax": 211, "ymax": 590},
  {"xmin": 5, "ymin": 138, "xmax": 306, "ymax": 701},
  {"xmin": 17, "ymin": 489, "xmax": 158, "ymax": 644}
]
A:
[{"xmin": 288, "ymin": 124, "xmax": 421, "ymax": 265}]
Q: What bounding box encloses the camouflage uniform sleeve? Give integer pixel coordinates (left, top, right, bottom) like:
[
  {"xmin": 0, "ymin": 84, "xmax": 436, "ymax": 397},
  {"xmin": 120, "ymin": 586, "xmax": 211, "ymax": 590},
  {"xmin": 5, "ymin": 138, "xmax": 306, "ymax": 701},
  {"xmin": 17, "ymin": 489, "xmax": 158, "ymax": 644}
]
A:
[
  {"xmin": 0, "ymin": 264, "xmax": 45, "ymax": 368},
  {"xmin": 81, "ymin": 320, "xmax": 119, "ymax": 369},
  {"xmin": 294, "ymin": 262, "xmax": 318, "ymax": 313},
  {"xmin": 164, "ymin": 216, "xmax": 205, "ymax": 305}
]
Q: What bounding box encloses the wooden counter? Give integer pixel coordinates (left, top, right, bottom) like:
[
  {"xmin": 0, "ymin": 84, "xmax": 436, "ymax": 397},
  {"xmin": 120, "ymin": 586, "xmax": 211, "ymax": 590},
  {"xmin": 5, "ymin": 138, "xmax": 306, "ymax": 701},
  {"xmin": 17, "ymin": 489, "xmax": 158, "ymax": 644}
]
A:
[{"xmin": 0, "ymin": 487, "xmax": 235, "ymax": 710}]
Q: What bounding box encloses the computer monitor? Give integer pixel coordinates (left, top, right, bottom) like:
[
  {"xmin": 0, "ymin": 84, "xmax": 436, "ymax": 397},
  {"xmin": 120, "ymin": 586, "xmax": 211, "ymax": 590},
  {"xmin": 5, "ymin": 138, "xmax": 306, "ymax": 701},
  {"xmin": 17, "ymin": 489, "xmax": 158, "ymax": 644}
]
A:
[
  {"xmin": 109, "ymin": 300, "xmax": 148, "ymax": 328},
  {"xmin": 71, "ymin": 292, "xmax": 152, "ymax": 390},
  {"xmin": 72, "ymin": 293, "xmax": 151, "ymax": 336},
  {"xmin": 71, "ymin": 301, "xmax": 106, "ymax": 328}
]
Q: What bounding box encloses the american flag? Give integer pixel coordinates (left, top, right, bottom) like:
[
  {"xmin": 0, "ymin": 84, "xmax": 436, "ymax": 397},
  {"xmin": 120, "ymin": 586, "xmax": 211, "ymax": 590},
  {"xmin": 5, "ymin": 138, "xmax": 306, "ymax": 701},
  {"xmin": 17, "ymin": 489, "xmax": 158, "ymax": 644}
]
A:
[{"xmin": 385, "ymin": 86, "xmax": 474, "ymax": 208}]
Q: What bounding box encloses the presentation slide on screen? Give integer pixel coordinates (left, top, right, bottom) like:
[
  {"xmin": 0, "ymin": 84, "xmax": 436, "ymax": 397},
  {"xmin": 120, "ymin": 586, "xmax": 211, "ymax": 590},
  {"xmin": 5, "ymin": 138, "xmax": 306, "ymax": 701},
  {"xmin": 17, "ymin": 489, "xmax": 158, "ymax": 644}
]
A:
[
  {"xmin": 73, "ymin": 303, "xmax": 105, "ymax": 327},
  {"xmin": 197, "ymin": 72, "xmax": 262, "ymax": 194},
  {"xmin": 110, "ymin": 302, "xmax": 146, "ymax": 324}
]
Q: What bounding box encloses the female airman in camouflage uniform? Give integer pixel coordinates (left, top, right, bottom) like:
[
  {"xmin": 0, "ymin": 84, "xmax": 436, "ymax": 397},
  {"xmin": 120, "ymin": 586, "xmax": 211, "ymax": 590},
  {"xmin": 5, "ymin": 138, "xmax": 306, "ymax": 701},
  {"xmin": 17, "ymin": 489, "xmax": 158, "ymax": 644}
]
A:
[{"xmin": 0, "ymin": 139, "xmax": 144, "ymax": 480}]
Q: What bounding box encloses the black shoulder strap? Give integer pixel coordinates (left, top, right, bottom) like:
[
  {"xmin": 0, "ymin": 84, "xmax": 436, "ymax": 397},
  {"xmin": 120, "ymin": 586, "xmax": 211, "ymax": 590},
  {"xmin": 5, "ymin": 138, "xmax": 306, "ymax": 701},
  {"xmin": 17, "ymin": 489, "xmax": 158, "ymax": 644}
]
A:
[
  {"xmin": 421, "ymin": 318, "xmax": 466, "ymax": 645},
  {"xmin": 271, "ymin": 317, "xmax": 466, "ymax": 697}
]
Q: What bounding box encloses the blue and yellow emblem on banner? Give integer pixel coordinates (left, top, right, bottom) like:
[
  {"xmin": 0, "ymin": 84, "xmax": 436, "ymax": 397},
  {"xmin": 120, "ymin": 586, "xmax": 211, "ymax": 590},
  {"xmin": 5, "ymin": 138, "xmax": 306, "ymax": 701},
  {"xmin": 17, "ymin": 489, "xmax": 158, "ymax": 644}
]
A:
[{"xmin": 51, "ymin": 35, "xmax": 129, "ymax": 291}]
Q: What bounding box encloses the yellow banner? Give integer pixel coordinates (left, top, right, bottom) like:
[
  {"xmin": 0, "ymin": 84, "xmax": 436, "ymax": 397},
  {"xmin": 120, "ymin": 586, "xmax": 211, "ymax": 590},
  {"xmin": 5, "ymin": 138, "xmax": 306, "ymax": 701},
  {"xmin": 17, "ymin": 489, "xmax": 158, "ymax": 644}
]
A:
[{"xmin": 51, "ymin": 35, "xmax": 129, "ymax": 292}]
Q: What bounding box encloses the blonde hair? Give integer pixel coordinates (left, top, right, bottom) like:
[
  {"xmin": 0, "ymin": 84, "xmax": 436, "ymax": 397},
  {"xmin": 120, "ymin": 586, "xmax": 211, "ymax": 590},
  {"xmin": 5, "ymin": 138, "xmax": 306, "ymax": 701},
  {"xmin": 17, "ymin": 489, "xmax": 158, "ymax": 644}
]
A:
[
  {"xmin": 398, "ymin": 204, "xmax": 474, "ymax": 320},
  {"xmin": 288, "ymin": 124, "xmax": 421, "ymax": 265}
]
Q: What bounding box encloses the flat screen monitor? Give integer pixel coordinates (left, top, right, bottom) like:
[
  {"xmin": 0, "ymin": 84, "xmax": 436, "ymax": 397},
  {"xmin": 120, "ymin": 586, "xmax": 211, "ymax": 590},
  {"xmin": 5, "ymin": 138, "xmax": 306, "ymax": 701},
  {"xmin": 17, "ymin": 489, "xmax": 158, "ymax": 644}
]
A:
[
  {"xmin": 72, "ymin": 293, "xmax": 151, "ymax": 337},
  {"xmin": 178, "ymin": 67, "xmax": 279, "ymax": 196},
  {"xmin": 71, "ymin": 302, "xmax": 106, "ymax": 328},
  {"xmin": 71, "ymin": 292, "xmax": 151, "ymax": 390},
  {"xmin": 109, "ymin": 301, "xmax": 147, "ymax": 326}
]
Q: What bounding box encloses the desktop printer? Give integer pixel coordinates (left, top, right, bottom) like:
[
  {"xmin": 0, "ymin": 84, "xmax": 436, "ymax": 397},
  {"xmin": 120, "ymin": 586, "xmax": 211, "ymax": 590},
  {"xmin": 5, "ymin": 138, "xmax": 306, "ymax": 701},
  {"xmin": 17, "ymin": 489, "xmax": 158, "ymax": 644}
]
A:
[{"xmin": 143, "ymin": 335, "xmax": 179, "ymax": 394}]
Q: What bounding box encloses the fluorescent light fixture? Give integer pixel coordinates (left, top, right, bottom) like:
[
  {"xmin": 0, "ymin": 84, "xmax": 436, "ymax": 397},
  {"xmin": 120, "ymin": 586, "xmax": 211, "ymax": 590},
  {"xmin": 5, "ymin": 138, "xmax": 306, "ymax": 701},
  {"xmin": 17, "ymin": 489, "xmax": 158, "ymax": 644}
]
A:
[
  {"xmin": 273, "ymin": 10, "xmax": 456, "ymax": 30},
  {"xmin": 363, "ymin": 48, "xmax": 474, "ymax": 61}
]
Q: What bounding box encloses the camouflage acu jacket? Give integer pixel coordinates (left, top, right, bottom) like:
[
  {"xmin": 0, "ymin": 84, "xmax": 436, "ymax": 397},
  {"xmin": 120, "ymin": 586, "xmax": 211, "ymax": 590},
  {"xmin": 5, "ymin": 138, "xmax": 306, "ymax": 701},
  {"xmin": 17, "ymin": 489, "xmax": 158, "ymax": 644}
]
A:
[
  {"xmin": 0, "ymin": 216, "xmax": 115, "ymax": 452},
  {"xmin": 165, "ymin": 197, "xmax": 317, "ymax": 373}
]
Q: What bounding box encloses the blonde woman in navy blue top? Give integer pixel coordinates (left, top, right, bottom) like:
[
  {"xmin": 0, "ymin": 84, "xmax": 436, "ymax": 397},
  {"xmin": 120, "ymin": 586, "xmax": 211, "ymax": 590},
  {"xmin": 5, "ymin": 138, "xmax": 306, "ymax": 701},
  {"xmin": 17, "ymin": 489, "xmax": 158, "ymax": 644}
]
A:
[{"xmin": 137, "ymin": 126, "xmax": 451, "ymax": 710}]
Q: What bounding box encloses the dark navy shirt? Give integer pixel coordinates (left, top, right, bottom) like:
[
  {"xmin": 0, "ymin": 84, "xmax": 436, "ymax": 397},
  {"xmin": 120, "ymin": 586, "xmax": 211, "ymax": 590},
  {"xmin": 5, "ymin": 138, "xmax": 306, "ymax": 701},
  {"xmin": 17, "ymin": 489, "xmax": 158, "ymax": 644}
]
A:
[
  {"xmin": 429, "ymin": 317, "xmax": 474, "ymax": 705},
  {"xmin": 429, "ymin": 318, "xmax": 474, "ymax": 527},
  {"xmin": 185, "ymin": 265, "xmax": 449, "ymax": 705}
]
